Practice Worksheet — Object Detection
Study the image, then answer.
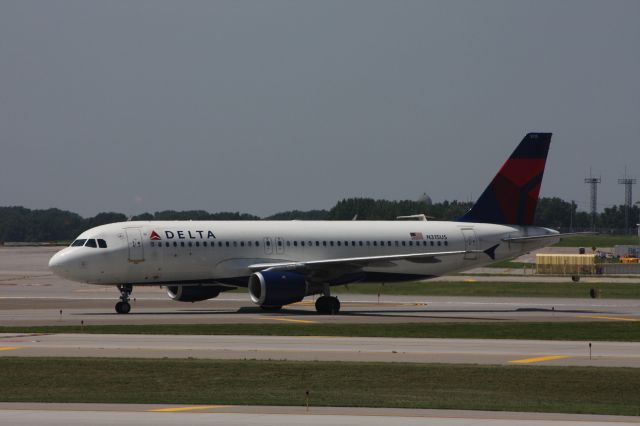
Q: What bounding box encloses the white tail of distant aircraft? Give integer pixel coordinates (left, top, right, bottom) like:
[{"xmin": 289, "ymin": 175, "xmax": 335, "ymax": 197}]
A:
[{"xmin": 50, "ymin": 133, "xmax": 564, "ymax": 314}]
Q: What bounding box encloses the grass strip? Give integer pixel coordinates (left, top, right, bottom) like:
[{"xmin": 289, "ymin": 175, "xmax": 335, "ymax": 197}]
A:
[
  {"xmin": 2, "ymin": 322, "xmax": 639, "ymax": 341},
  {"xmin": 0, "ymin": 357, "xmax": 638, "ymax": 416},
  {"xmin": 553, "ymin": 235, "xmax": 639, "ymax": 248},
  {"xmin": 333, "ymin": 281, "xmax": 640, "ymax": 298}
]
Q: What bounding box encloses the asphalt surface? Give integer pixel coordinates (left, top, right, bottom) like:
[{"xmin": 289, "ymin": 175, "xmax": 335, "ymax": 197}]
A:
[
  {"xmin": 0, "ymin": 404, "xmax": 638, "ymax": 426},
  {"xmin": 1, "ymin": 333, "xmax": 639, "ymax": 366},
  {"xmin": 1, "ymin": 246, "xmax": 639, "ymax": 326}
]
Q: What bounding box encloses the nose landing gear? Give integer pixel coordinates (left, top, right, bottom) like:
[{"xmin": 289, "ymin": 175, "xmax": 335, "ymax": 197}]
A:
[{"xmin": 115, "ymin": 284, "xmax": 132, "ymax": 314}]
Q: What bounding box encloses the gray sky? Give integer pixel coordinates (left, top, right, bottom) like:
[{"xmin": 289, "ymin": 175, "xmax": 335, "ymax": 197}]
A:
[{"xmin": 1, "ymin": 0, "xmax": 639, "ymax": 217}]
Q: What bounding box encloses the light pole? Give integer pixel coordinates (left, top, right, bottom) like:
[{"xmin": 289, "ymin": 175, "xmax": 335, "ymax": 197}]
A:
[{"xmin": 636, "ymin": 201, "xmax": 640, "ymax": 238}]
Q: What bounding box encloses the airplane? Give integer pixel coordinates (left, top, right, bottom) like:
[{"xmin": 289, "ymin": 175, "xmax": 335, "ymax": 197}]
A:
[{"xmin": 49, "ymin": 132, "xmax": 563, "ymax": 315}]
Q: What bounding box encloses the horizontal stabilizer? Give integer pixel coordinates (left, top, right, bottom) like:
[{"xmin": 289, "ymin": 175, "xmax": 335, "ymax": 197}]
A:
[{"xmin": 502, "ymin": 231, "xmax": 596, "ymax": 243}]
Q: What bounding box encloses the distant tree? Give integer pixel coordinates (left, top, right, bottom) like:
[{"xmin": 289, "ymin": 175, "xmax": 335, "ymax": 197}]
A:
[
  {"xmin": 265, "ymin": 210, "xmax": 330, "ymax": 220},
  {"xmin": 131, "ymin": 212, "xmax": 154, "ymax": 221}
]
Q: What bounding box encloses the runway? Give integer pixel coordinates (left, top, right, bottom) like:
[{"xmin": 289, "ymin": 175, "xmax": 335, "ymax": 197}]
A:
[
  {"xmin": 1, "ymin": 332, "xmax": 639, "ymax": 366},
  {"xmin": 0, "ymin": 403, "xmax": 638, "ymax": 426}
]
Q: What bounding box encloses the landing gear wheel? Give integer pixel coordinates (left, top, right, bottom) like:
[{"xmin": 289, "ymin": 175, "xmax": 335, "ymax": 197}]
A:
[
  {"xmin": 315, "ymin": 296, "xmax": 340, "ymax": 315},
  {"xmin": 115, "ymin": 301, "xmax": 131, "ymax": 314},
  {"xmin": 260, "ymin": 305, "xmax": 283, "ymax": 311},
  {"xmin": 115, "ymin": 284, "xmax": 133, "ymax": 314}
]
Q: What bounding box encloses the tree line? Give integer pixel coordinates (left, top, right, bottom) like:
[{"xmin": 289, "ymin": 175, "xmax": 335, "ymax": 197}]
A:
[{"xmin": 0, "ymin": 198, "xmax": 637, "ymax": 242}]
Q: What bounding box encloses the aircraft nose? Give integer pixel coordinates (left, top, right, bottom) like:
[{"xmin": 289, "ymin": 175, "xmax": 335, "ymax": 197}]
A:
[
  {"xmin": 48, "ymin": 252, "xmax": 65, "ymax": 274},
  {"xmin": 49, "ymin": 250, "xmax": 76, "ymax": 279}
]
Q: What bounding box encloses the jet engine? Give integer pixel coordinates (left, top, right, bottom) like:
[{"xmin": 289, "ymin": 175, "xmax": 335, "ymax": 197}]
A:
[
  {"xmin": 166, "ymin": 285, "xmax": 224, "ymax": 302},
  {"xmin": 248, "ymin": 271, "xmax": 308, "ymax": 307}
]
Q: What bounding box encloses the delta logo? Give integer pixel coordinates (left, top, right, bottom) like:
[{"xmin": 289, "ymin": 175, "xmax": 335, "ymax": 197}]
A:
[{"xmin": 149, "ymin": 229, "xmax": 217, "ymax": 240}]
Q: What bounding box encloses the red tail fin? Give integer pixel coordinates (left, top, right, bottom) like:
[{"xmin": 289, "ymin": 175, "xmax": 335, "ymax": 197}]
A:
[{"xmin": 458, "ymin": 133, "xmax": 552, "ymax": 226}]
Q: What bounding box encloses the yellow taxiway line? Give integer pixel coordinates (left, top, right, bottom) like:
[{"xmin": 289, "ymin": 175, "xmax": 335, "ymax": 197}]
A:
[
  {"xmin": 0, "ymin": 347, "xmax": 22, "ymax": 352},
  {"xmin": 577, "ymin": 315, "xmax": 639, "ymax": 322},
  {"xmin": 147, "ymin": 405, "xmax": 225, "ymax": 412},
  {"xmin": 260, "ymin": 317, "xmax": 318, "ymax": 324},
  {"xmin": 509, "ymin": 355, "xmax": 570, "ymax": 364}
]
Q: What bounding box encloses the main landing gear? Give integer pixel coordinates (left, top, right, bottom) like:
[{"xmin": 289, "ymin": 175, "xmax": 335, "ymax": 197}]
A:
[
  {"xmin": 315, "ymin": 284, "xmax": 340, "ymax": 315},
  {"xmin": 115, "ymin": 284, "xmax": 132, "ymax": 314}
]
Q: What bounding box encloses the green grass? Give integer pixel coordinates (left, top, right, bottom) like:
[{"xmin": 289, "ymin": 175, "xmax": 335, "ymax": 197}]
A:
[
  {"xmin": 0, "ymin": 358, "xmax": 638, "ymax": 416},
  {"xmin": 2, "ymin": 322, "xmax": 640, "ymax": 341},
  {"xmin": 553, "ymin": 234, "xmax": 639, "ymax": 248},
  {"xmin": 333, "ymin": 281, "xmax": 640, "ymax": 298}
]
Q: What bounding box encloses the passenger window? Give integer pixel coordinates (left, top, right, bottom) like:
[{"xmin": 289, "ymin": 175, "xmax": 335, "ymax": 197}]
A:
[
  {"xmin": 173, "ymin": 242, "xmax": 178, "ymax": 247},
  {"xmin": 316, "ymin": 241, "xmax": 320, "ymax": 246},
  {"xmin": 293, "ymin": 241, "xmax": 298, "ymax": 247},
  {"xmin": 71, "ymin": 239, "xmax": 86, "ymax": 247},
  {"xmin": 337, "ymin": 241, "xmax": 341, "ymax": 246},
  {"xmin": 352, "ymin": 241, "xmax": 356, "ymax": 246},
  {"xmin": 359, "ymin": 241, "xmax": 363, "ymax": 246},
  {"xmin": 165, "ymin": 242, "xmax": 170, "ymax": 247},
  {"xmin": 301, "ymin": 241, "xmax": 305, "ymax": 247},
  {"xmin": 323, "ymin": 241, "xmax": 327, "ymax": 246},
  {"xmin": 241, "ymin": 241, "xmax": 245, "ymax": 247},
  {"xmin": 444, "ymin": 241, "xmax": 448, "ymax": 246},
  {"xmin": 437, "ymin": 241, "xmax": 442, "ymax": 246},
  {"xmin": 402, "ymin": 241, "xmax": 406, "ymax": 246},
  {"xmin": 196, "ymin": 241, "xmax": 200, "ymax": 247},
  {"xmin": 345, "ymin": 241, "xmax": 349, "ymax": 246},
  {"xmin": 286, "ymin": 241, "xmax": 290, "ymax": 247},
  {"xmin": 203, "ymin": 241, "xmax": 207, "ymax": 247},
  {"xmin": 373, "ymin": 241, "xmax": 377, "ymax": 246},
  {"xmin": 180, "ymin": 242, "xmax": 185, "ymax": 247},
  {"xmin": 97, "ymin": 239, "xmax": 107, "ymax": 248},
  {"xmin": 395, "ymin": 241, "xmax": 399, "ymax": 246},
  {"xmin": 219, "ymin": 242, "xmax": 223, "ymax": 247},
  {"xmin": 265, "ymin": 241, "xmax": 270, "ymax": 247},
  {"xmin": 150, "ymin": 242, "xmax": 155, "ymax": 247},
  {"xmin": 233, "ymin": 241, "xmax": 238, "ymax": 247},
  {"xmin": 248, "ymin": 241, "xmax": 252, "ymax": 247},
  {"xmin": 85, "ymin": 239, "xmax": 97, "ymax": 248},
  {"xmin": 255, "ymin": 241, "xmax": 260, "ymax": 247},
  {"xmin": 330, "ymin": 241, "xmax": 334, "ymax": 246},
  {"xmin": 225, "ymin": 242, "xmax": 230, "ymax": 247},
  {"xmin": 276, "ymin": 241, "xmax": 281, "ymax": 247},
  {"xmin": 430, "ymin": 241, "xmax": 434, "ymax": 246},
  {"xmin": 366, "ymin": 241, "xmax": 371, "ymax": 246},
  {"xmin": 188, "ymin": 242, "xmax": 193, "ymax": 247}
]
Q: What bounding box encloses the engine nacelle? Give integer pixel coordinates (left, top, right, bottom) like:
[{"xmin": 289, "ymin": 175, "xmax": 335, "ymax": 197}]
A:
[
  {"xmin": 248, "ymin": 271, "xmax": 307, "ymax": 307},
  {"xmin": 166, "ymin": 285, "xmax": 223, "ymax": 302}
]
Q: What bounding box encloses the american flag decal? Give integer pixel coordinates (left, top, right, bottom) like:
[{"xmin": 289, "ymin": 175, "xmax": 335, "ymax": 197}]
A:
[{"xmin": 410, "ymin": 232, "xmax": 424, "ymax": 240}]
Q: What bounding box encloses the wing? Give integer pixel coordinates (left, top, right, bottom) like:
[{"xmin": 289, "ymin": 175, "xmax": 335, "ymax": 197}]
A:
[{"xmin": 248, "ymin": 250, "xmax": 473, "ymax": 274}]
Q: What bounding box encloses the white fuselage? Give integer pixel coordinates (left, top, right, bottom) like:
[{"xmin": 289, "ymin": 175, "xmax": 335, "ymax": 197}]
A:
[{"xmin": 49, "ymin": 220, "xmax": 558, "ymax": 287}]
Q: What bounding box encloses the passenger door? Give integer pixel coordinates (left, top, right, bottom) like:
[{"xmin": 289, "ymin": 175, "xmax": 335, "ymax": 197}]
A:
[
  {"xmin": 125, "ymin": 228, "xmax": 145, "ymax": 263},
  {"xmin": 461, "ymin": 228, "xmax": 478, "ymax": 260}
]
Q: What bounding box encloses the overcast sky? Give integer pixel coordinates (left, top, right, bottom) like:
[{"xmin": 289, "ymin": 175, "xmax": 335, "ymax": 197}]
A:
[{"xmin": 1, "ymin": 1, "xmax": 639, "ymax": 217}]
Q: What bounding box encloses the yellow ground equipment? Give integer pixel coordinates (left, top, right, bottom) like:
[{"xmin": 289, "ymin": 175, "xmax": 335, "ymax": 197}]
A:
[{"xmin": 535, "ymin": 254, "xmax": 597, "ymax": 276}]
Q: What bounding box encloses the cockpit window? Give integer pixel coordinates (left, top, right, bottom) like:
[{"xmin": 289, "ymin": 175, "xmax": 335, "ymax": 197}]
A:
[
  {"xmin": 85, "ymin": 239, "xmax": 97, "ymax": 248},
  {"xmin": 97, "ymin": 239, "xmax": 107, "ymax": 248},
  {"xmin": 71, "ymin": 239, "xmax": 86, "ymax": 247}
]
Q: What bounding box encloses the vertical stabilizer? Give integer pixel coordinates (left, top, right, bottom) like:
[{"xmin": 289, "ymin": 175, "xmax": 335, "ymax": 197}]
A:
[{"xmin": 458, "ymin": 133, "xmax": 552, "ymax": 226}]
